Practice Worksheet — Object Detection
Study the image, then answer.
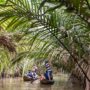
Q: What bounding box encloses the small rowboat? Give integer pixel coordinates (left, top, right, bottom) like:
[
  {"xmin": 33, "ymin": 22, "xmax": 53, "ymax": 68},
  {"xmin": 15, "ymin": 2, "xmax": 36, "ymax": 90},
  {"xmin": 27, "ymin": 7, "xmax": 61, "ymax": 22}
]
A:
[
  {"xmin": 23, "ymin": 76, "xmax": 34, "ymax": 81},
  {"xmin": 40, "ymin": 79, "xmax": 54, "ymax": 85}
]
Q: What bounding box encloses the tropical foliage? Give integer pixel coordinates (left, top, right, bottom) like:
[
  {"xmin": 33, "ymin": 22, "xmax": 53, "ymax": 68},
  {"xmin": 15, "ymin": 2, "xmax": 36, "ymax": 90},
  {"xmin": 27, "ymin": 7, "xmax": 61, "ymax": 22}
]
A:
[{"xmin": 0, "ymin": 0, "xmax": 89, "ymax": 83}]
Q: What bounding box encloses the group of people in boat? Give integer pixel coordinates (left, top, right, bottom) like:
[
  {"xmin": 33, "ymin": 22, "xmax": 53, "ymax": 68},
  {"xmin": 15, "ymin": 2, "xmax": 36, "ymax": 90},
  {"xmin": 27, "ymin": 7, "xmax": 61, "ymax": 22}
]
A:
[
  {"xmin": 25, "ymin": 65, "xmax": 38, "ymax": 80},
  {"xmin": 24, "ymin": 60, "xmax": 53, "ymax": 81}
]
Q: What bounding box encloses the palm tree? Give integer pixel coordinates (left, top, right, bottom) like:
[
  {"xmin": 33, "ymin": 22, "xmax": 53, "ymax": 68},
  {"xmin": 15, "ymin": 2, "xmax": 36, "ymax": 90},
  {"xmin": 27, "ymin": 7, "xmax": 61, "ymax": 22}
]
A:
[
  {"xmin": 0, "ymin": 0, "xmax": 90, "ymax": 86},
  {"xmin": 39, "ymin": 0, "xmax": 90, "ymax": 25}
]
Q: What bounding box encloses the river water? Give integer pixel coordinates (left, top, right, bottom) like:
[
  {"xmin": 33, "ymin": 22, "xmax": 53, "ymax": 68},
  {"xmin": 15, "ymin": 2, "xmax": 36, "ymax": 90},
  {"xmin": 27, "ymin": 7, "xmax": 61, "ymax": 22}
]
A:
[{"xmin": 0, "ymin": 74, "xmax": 83, "ymax": 90}]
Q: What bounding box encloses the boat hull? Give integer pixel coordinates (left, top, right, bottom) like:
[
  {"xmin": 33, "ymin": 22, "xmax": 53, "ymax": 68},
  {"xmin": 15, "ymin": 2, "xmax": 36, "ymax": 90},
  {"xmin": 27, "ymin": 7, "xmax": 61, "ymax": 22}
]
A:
[
  {"xmin": 40, "ymin": 79, "xmax": 54, "ymax": 85},
  {"xmin": 23, "ymin": 76, "xmax": 34, "ymax": 81}
]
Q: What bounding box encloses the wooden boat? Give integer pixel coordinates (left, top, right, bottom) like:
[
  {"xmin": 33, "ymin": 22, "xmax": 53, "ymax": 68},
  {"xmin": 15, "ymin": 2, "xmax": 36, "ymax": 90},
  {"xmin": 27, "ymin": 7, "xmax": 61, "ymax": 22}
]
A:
[
  {"xmin": 23, "ymin": 76, "xmax": 34, "ymax": 81},
  {"xmin": 40, "ymin": 79, "xmax": 54, "ymax": 85}
]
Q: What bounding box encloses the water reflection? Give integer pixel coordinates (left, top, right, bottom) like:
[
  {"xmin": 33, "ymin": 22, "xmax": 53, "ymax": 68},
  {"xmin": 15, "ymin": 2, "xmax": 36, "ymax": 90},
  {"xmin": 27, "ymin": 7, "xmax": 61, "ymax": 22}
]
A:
[{"xmin": 0, "ymin": 74, "xmax": 83, "ymax": 90}]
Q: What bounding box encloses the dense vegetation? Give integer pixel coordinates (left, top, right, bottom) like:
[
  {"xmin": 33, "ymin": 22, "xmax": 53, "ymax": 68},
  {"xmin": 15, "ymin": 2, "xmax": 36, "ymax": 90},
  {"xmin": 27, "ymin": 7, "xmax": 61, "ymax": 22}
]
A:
[{"xmin": 0, "ymin": 0, "xmax": 90, "ymax": 89}]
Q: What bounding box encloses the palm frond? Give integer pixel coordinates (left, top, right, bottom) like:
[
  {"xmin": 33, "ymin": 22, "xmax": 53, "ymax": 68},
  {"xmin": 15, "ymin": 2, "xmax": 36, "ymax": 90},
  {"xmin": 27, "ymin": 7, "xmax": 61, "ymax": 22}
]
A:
[{"xmin": 39, "ymin": 0, "xmax": 48, "ymax": 10}]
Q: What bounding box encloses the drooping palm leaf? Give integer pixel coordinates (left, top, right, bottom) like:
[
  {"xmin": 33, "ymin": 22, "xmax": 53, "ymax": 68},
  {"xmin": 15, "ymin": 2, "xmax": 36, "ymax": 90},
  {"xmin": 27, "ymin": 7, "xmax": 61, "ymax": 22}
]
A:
[{"xmin": 0, "ymin": 0, "xmax": 90, "ymax": 82}]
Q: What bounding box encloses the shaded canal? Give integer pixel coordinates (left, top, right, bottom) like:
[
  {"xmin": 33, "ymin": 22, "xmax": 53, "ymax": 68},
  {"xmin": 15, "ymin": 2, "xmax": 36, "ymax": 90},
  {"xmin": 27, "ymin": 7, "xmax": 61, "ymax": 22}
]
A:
[{"xmin": 0, "ymin": 74, "xmax": 83, "ymax": 90}]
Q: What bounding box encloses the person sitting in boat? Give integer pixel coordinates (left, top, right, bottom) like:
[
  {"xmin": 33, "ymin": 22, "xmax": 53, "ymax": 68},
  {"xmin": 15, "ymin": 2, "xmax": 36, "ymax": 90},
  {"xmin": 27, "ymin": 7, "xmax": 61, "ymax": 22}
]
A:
[
  {"xmin": 25, "ymin": 69, "xmax": 38, "ymax": 79},
  {"xmin": 26, "ymin": 70, "xmax": 33, "ymax": 79},
  {"xmin": 33, "ymin": 65, "xmax": 38, "ymax": 73},
  {"xmin": 44, "ymin": 60, "xmax": 53, "ymax": 80},
  {"xmin": 32, "ymin": 68, "xmax": 38, "ymax": 80}
]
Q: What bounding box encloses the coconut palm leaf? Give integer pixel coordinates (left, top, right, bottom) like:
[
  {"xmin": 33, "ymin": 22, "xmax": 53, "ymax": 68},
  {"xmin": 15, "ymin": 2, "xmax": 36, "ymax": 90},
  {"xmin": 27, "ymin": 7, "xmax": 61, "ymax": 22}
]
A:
[
  {"xmin": 39, "ymin": 0, "xmax": 90, "ymax": 25},
  {"xmin": 0, "ymin": 0, "xmax": 90, "ymax": 81},
  {"xmin": 11, "ymin": 51, "xmax": 29, "ymax": 65},
  {"xmin": 39, "ymin": 0, "xmax": 48, "ymax": 10}
]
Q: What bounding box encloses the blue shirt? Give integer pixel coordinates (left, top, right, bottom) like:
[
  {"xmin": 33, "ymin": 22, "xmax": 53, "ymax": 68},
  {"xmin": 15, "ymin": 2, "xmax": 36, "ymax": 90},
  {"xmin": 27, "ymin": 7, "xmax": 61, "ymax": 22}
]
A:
[
  {"xmin": 44, "ymin": 68, "xmax": 52, "ymax": 80},
  {"xmin": 27, "ymin": 72, "xmax": 33, "ymax": 77}
]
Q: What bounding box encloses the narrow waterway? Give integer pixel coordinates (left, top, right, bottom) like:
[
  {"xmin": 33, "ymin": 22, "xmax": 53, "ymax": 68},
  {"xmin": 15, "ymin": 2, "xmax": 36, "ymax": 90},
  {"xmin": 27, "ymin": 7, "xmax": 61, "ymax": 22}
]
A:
[{"xmin": 0, "ymin": 74, "xmax": 83, "ymax": 90}]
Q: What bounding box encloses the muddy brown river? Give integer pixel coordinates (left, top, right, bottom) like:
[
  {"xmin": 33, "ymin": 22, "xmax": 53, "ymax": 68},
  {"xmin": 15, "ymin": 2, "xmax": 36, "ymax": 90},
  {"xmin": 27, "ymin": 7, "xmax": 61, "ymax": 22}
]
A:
[{"xmin": 0, "ymin": 74, "xmax": 83, "ymax": 90}]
